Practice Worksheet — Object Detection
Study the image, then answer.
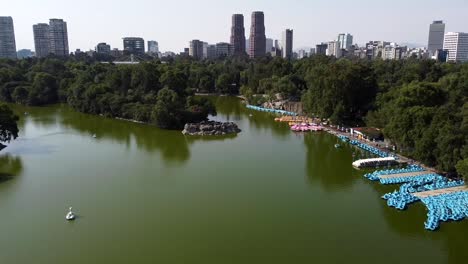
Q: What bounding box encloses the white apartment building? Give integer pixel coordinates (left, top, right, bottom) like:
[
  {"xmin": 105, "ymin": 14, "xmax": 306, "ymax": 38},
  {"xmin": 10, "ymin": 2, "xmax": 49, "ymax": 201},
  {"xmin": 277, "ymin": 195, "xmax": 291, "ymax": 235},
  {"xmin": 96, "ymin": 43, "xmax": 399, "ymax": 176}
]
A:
[
  {"xmin": 327, "ymin": 40, "xmax": 342, "ymax": 58},
  {"xmin": 443, "ymin": 32, "xmax": 468, "ymax": 62}
]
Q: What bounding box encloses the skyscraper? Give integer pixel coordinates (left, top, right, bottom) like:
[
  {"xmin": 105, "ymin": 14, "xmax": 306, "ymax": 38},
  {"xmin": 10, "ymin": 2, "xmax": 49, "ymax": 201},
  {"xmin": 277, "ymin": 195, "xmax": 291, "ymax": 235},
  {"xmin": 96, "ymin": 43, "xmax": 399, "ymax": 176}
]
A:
[
  {"xmin": 189, "ymin": 39, "xmax": 204, "ymax": 60},
  {"xmin": 443, "ymin": 32, "xmax": 468, "ymax": 62},
  {"xmin": 123, "ymin": 37, "xmax": 145, "ymax": 55},
  {"xmin": 33, "ymin": 23, "xmax": 50, "ymax": 58},
  {"xmin": 265, "ymin": 38, "xmax": 273, "ymax": 53},
  {"xmin": 0, "ymin": 16, "xmax": 17, "ymax": 59},
  {"xmin": 49, "ymin": 19, "xmax": 69, "ymax": 56},
  {"xmin": 147, "ymin": 40, "xmax": 159, "ymax": 54},
  {"xmin": 249, "ymin": 11, "xmax": 266, "ymax": 58},
  {"xmin": 428, "ymin": 20, "xmax": 445, "ymax": 56},
  {"xmin": 337, "ymin": 33, "xmax": 353, "ymax": 50},
  {"xmin": 230, "ymin": 14, "xmax": 246, "ymax": 55},
  {"xmin": 282, "ymin": 29, "xmax": 293, "ymax": 59}
]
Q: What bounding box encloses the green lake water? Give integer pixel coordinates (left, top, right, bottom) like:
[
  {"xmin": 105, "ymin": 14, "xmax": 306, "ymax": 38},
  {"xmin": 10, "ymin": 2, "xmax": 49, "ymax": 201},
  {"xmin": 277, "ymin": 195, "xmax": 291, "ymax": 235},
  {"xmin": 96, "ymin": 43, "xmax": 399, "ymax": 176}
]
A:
[{"xmin": 0, "ymin": 97, "xmax": 466, "ymax": 264}]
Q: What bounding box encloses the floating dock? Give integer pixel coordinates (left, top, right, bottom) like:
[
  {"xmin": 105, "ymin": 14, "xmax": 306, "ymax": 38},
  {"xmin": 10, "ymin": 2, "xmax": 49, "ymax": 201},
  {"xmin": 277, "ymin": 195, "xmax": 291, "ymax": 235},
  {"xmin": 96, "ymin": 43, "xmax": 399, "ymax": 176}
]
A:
[
  {"xmin": 379, "ymin": 171, "xmax": 429, "ymax": 180},
  {"xmin": 413, "ymin": 185, "xmax": 468, "ymax": 198}
]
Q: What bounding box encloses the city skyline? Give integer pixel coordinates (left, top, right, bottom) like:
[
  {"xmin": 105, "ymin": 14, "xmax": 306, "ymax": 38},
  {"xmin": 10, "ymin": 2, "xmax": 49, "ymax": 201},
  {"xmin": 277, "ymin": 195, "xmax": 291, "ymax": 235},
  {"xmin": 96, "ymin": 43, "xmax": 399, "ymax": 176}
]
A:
[{"xmin": 2, "ymin": 0, "xmax": 468, "ymax": 53}]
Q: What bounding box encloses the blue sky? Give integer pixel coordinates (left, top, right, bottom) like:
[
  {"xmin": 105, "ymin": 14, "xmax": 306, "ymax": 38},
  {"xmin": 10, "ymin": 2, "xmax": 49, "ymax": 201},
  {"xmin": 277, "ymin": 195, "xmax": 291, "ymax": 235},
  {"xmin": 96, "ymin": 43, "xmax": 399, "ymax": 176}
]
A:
[{"xmin": 3, "ymin": 0, "xmax": 468, "ymax": 52}]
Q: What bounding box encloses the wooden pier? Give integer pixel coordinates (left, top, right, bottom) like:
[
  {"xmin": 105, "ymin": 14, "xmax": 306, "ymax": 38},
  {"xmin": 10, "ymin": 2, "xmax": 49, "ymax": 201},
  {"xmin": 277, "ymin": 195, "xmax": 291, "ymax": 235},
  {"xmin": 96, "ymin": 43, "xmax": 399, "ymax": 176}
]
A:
[
  {"xmin": 378, "ymin": 171, "xmax": 429, "ymax": 180},
  {"xmin": 413, "ymin": 185, "xmax": 468, "ymax": 199}
]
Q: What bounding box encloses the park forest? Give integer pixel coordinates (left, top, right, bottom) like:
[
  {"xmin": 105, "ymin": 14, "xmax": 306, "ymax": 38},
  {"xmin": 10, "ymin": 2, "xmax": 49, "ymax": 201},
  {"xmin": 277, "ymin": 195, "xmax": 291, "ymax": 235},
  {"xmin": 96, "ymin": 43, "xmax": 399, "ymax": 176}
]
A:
[{"xmin": 0, "ymin": 55, "xmax": 466, "ymax": 177}]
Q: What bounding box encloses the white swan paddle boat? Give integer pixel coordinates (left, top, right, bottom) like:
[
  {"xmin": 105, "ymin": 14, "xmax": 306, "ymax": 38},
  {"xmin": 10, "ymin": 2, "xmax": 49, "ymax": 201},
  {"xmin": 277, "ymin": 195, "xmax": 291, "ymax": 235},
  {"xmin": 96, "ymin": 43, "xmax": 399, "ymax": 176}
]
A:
[{"xmin": 65, "ymin": 207, "xmax": 76, "ymax": 221}]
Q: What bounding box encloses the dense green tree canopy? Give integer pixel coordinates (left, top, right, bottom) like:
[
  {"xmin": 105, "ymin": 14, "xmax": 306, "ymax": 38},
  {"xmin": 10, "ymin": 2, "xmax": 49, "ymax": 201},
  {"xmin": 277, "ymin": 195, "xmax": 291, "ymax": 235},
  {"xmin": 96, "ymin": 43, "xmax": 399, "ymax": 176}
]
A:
[
  {"xmin": 0, "ymin": 56, "xmax": 466, "ymax": 174},
  {"xmin": 0, "ymin": 103, "xmax": 19, "ymax": 145}
]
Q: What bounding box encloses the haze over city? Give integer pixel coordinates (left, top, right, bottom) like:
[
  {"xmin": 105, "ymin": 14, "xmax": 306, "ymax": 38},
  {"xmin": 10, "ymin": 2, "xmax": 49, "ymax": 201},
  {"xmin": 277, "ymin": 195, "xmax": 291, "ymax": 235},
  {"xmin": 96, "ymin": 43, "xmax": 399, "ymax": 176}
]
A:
[{"xmin": 3, "ymin": 0, "xmax": 468, "ymax": 52}]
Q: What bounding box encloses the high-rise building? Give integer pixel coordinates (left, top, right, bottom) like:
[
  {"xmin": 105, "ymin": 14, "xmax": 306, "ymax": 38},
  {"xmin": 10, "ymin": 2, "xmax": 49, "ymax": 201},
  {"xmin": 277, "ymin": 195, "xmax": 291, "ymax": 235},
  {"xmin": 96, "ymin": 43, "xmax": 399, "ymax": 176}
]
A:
[
  {"xmin": 249, "ymin": 11, "xmax": 266, "ymax": 58},
  {"xmin": 316, "ymin": 43, "xmax": 328, "ymax": 55},
  {"xmin": 147, "ymin": 40, "xmax": 159, "ymax": 54},
  {"xmin": 216, "ymin": 42, "xmax": 233, "ymax": 57},
  {"xmin": 428, "ymin": 20, "xmax": 445, "ymax": 56},
  {"xmin": 189, "ymin": 39, "xmax": 204, "ymax": 60},
  {"xmin": 230, "ymin": 14, "xmax": 246, "ymax": 55},
  {"xmin": 203, "ymin": 42, "xmax": 208, "ymax": 59},
  {"xmin": 327, "ymin": 41, "xmax": 342, "ymax": 58},
  {"xmin": 443, "ymin": 32, "xmax": 468, "ymax": 62},
  {"xmin": 0, "ymin": 16, "xmax": 17, "ymax": 59},
  {"xmin": 337, "ymin": 33, "xmax": 353, "ymax": 50},
  {"xmin": 123, "ymin": 37, "xmax": 145, "ymax": 55},
  {"xmin": 207, "ymin": 44, "xmax": 217, "ymax": 59},
  {"xmin": 96, "ymin": 43, "xmax": 111, "ymax": 54},
  {"xmin": 282, "ymin": 29, "xmax": 293, "ymax": 59},
  {"xmin": 49, "ymin": 19, "xmax": 69, "ymax": 56},
  {"xmin": 266, "ymin": 38, "xmax": 273, "ymax": 53},
  {"xmin": 33, "ymin": 23, "xmax": 50, "ymax": 58}
]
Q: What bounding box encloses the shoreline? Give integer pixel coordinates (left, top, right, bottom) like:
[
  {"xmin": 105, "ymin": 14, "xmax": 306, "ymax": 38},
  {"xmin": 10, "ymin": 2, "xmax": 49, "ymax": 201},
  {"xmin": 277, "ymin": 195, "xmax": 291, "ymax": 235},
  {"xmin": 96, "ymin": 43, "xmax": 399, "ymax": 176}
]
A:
[
  {"xmin": 194, "ymin": 93, "xmax": 247, "ymax": 101},
  {"xmin": 324, "ymin": 125, "xmax": 442, "ymax": 175},
  {"xmin": 246, "ymin": 103, "xmax": 444, "ymax": 177}
]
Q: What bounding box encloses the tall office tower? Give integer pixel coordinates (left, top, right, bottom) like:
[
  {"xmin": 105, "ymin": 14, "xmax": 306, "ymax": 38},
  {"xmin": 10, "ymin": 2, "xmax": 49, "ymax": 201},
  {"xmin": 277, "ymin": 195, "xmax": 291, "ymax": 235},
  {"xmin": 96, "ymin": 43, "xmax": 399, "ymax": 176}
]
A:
[
  {"xmin": 147, "ymin": 40, "xmax": 159, "ymax": 53},
  {"xmin": 337, "ymin": 33, "xmax": 353, "ymax": 50},
  {"xmin": 189, "ymin": 39, "xmax": 204, "ymax": 60},
  {"xmin": 265, "ymin": 38, "xmax": 273, "ymax": 53},
  {"xmin": 49, "ymin": 19, "xmax": 69, "ymax": 56},
  {"xmin": 282, "ymin": 29, "xmax": 293, "ymax": 59},
  {"xmin": 443, "ymin": 32, "xmax": 468, "ymax": 62},
  {"xmin": 96, "ymin": 43, "xmax": 111, "ymax": 54},
  {"xmin": 249, "ymin": 11, "xmax": 266, "ymax": 58},
  {"xmin": 230, "ymin": 14, "xmax": 246, "ymax": 55},
  {"xmin": 428, "ymin": 21, "xmax": 445, "ymax": 56},
  {"xmin": 33, "ymin": 23, "xmax": 50, "ymax": 58},
  {"xmin": 0, "ymin": 16, "xmax": 17, "ymax": 59},
  {"xmin": 123, "ymin": 37, "xmax": 145, "ymax": 55}
]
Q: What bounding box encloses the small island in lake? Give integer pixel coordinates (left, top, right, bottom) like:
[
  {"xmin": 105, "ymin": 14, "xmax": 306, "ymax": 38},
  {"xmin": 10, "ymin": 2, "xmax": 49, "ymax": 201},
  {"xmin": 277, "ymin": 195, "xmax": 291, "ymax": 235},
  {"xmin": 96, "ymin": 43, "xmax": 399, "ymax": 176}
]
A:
[{"xmin": 182, "ymin": 121, "xmax": 241, "ymax": 136}]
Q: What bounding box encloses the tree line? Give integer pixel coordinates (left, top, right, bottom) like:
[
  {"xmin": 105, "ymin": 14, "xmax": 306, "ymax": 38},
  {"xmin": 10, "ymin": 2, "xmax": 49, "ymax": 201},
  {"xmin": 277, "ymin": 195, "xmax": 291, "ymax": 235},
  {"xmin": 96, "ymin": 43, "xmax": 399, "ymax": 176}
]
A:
[{"xmin": 0, "ymin": 55, "xmax": 466, "ymax": 176}]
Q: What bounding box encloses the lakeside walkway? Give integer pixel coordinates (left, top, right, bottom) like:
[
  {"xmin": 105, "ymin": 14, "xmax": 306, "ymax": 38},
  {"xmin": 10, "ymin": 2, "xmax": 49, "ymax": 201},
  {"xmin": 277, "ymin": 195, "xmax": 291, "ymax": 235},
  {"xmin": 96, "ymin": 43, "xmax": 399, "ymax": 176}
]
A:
[
  {"xmin": 413, "ymin": 186, "xmax": 468, "ymax": 198},
  {"xmin": 243, "ymin": 103, "xmax": 440, "ymax": 175},
  {"xmin": 326, "ymin": 127, "xmax": 439, "ymax": 174}
]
